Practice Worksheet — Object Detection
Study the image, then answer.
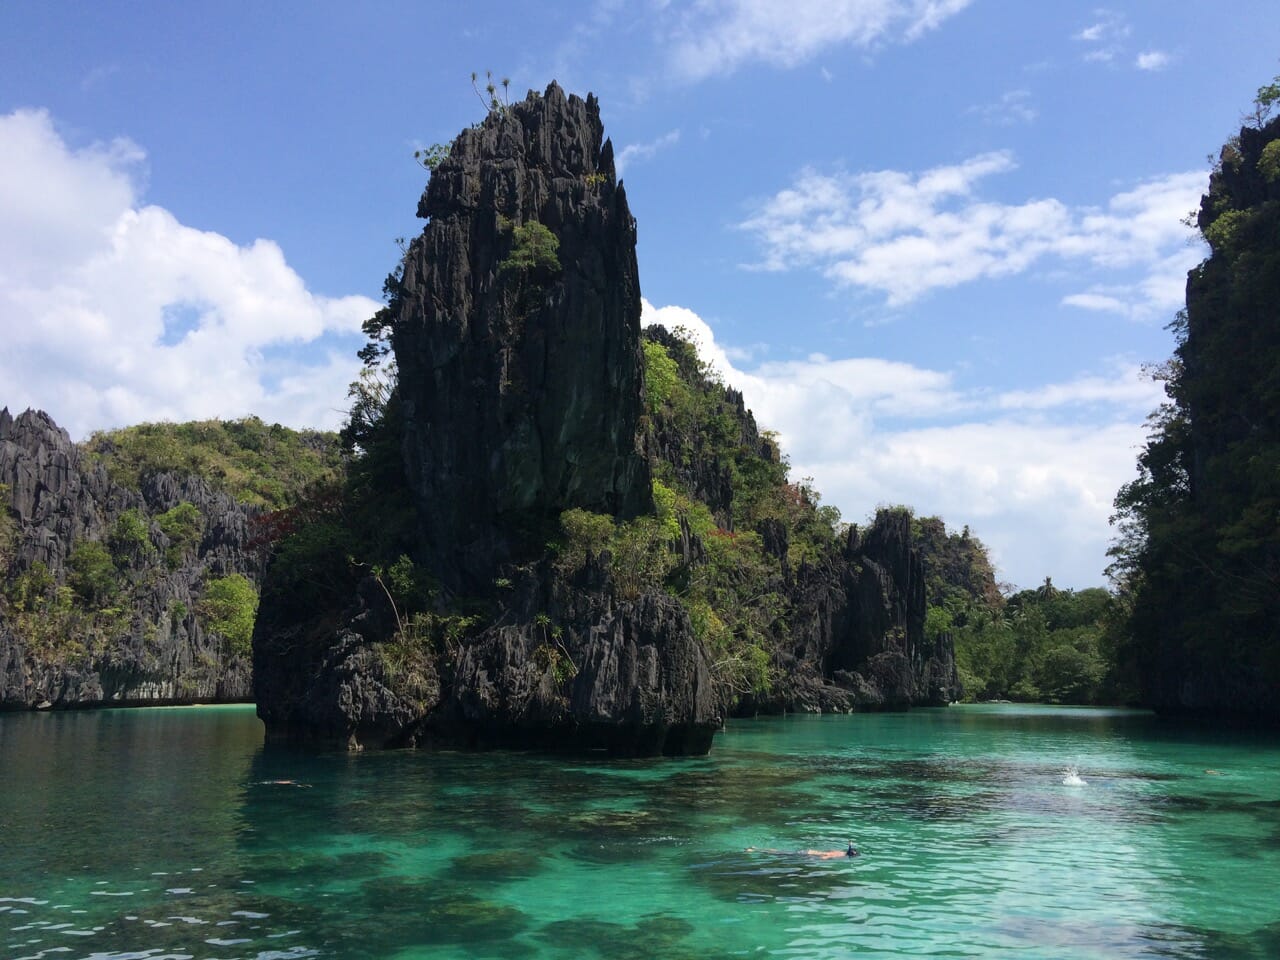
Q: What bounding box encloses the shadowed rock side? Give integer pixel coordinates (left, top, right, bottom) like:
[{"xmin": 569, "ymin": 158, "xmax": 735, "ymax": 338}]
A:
[
  {"xmin": 398, "ymin": 81, "xmax": 651, "ymax": 591},
  {"xmin": 0, "ymin": 408, "xmax": 258, "ymax": 708},
  {"xmin": 729, "ymin": 512, "xmax": 959, "ymax": 717},
  {"xmin": 255, "ymin": 553, "xmax": 718, "ymax": 755},
  {"xmin": 1117, "ymin": 113, "xmax": 1280, "ymax": 724}
]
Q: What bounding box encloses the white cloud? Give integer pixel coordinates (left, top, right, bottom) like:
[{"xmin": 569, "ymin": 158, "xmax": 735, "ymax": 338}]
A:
[
  {"xmin": 967, "ymin": 89, "xmax": 1037, "ymax": 126},
  {"xmin": 1075, "ymin": 11, "xmax": 1170, "ymax": 72},
  {"xmin": 1061, "ymin": 292, "xmax": 1131, "ymax": 315},
  {"xmin": 615, "ymin": 129, "xmax": 681, "ymax": 175},
  {"xmin": 1135, "ymin": 50, "xmax": 1171, "ymax": 71},
  {"xmin": 739, "ymin": 153, "xmax": 1205, "ymax": 314},
  {"xmin": 664, "ymin": 0, "xmax": 973, "ymax": 81},
  {"xmin": 996, "ymin": 363, "xmax": 1163, "ymax": 412},
  {"xmin": 642, "ymin": 298, "xmax": 1152, "ymax": 589},
  {"xmin": 1074, "ymin": 9, "xmax": 1130, "ymax": 63},
  {"xmin": 0, "ymin": 109, "xmax": 376, "ymax": 439}
]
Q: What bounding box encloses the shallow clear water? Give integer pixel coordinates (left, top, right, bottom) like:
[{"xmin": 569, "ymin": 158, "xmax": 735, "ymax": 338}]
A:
[{"xmin": 2, "ymin": 704, "xmax": 1279, "ymax": 959}]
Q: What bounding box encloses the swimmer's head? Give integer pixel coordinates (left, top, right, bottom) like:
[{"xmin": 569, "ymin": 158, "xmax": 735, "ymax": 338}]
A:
[{"xmin": 846, "ymin": 840, "xmax": 858, "ymax": 857}]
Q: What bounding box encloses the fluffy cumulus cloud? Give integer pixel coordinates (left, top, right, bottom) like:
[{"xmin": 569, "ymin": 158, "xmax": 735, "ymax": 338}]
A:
[
  {"xmin": 0, "ymin": 109, "xmax": 376, "ymax": 439},
  {"xmin": 641, "ymin": 298, "xmax": 1162, "ymax": 589},
  {"xmin": 663, "ymin": 0, "xmax": 973, "ymax": 81},
  {"xmin": 739, "ymin": 152, "xmax": 1206, "ymax": 314}
]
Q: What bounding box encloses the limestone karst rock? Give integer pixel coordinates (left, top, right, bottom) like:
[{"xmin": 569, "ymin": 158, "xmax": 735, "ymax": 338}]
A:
[
  {"xmin": 253, "ymin": 84, "xmax": 716, "ymax": 754},
  {"xmin": 397, "ymin": 81, "xmax": 651, "ymax": 592},
  {"xmin": 251, "ymin": 83, "xmax": 958, "ymax": 753},
  {"xmin": 0, "ymin": 408, "xmax": 258, "ymax": 707}
]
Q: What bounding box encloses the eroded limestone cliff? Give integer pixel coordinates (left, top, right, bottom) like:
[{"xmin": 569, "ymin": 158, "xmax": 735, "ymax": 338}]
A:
[
  {"xmin": 398, "ymin": 82, "xmax": 651, "ymax": 591},
  {"xmin": 0, "ymin": 409, "xmax": 259, "ymax": 707},
  {"xmin": 1116, "ymin": 111, "xmax": 1280, "ymax": 724},
  {"xmin": 254, "ymin": 84, "xmax": 715, "ymax": 754}
]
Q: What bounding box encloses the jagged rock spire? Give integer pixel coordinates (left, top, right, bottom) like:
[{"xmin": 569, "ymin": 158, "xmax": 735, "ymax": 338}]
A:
[{"xmin": 395, "ymin": 82, "xmax": 650, "ymax": 590}]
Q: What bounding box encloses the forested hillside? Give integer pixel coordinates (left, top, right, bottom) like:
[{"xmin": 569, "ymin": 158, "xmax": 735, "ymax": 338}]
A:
[
  {"xmin": 85, "ymin": 417, "xmax": 343, "ymax": 510},
  {"xmin": 910, "ymin": 514, "xmax": 1123, "ymax": 704},
  {"xmin": 1110, "ymin": 79, "xmax": 1280, "ymax": 723}
]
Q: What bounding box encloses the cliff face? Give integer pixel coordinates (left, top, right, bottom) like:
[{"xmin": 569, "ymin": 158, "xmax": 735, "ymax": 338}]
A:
[
  {"xmin": 727, "ymin": 508, "xmax": 959, "ymax": 716},
  {"xmin": 0, "ymin": 408, "xmax": 260, "ymax": 707},
  {"xmin": 1118, "ymin": 113, "xmax": 1280, "ymax": 723},
  {"xmin": 397, "ymin": 83, "xmax": 651, "ymax": 591}
]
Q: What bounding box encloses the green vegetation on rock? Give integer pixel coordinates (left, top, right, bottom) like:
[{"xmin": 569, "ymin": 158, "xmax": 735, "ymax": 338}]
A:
[
  {"xmin": 109, "ymin": 508, "xmax": 153, "ymax": 563},
  {"xmin": 632, "ymin": 327, "xmax": 850, "ymax": 695},
  {"xmin": 911, "ymin": 510, "xmax": 1123, "ymax": 705},
  {"xmin": 4, "ymin": 550, "xmax": 130, "ymax": 667},
  {"xmin": 1109, "ymin": 83, "xmax": 1280, "ymax": 719},
  {"xmin": 68, "ymin": 540, "xmax": 120, "ymax": 606},
  {"xmin": 198, "ymin": 574, "xmax": 259, "ymax": 656},
  {"xmin": 85, "ymin": 416, "xmax": 342, "ymax": 509},
  {"xmin": 499, "ymin": 220, "xmax": 561, "ymax": 279},
  {"xmin": 1, "ymin": 412, "xmax": 320, "ymax": 697},
  {"xmin": 0, "ymin": 483, "xmax": 14, "ymax": 573},
  {"xmin": 156, "ymin": 502, "xmax": 202, "ymax": 567}
]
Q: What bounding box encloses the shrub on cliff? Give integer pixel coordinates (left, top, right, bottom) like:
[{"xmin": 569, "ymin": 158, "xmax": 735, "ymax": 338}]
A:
[
  {"xmin": 199, "ymin": 574, "xmax": 259, "ymax": 657},
  {"xmin": 499, "ymin": 220, "xmax": 561, "ymax": 279},
  {"xmin": 109, "ymin": 508, "xmax": 153, "ymax": 564},
  {"xmin": 157, "ymin": 502, "xmax": 202, "ymax": 568},
  {"xmin": 68, "ymin": 541, "xmax": 119, "ymax": 606},
  {"xmin": 0, "ymin": 483, "xmax": 14, "ymax": 575}
]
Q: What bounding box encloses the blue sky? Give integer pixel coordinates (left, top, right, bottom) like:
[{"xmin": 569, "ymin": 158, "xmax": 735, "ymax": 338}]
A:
[{"xmin": 1, "ymin": 2, "xmax": 1276, "ymax": 590}]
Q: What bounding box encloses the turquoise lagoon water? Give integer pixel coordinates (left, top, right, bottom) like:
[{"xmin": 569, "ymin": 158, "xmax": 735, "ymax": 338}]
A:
[{"xmin": 2, "ymin": 704, "xmax": 1279, "ymax": 959}]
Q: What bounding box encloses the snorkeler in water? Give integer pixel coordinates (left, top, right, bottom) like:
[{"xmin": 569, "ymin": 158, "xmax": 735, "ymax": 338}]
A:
[{"xmin": 745, "ymin": 841, "xmax": 858, "ymax": 859}]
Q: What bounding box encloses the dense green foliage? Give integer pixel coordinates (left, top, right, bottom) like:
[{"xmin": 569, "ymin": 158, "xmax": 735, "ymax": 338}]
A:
[
  {"xmin": 911, "ymin": 511, "xmax": 1123, "ymax": 704},
  {"xmin": 156, "ymin": 502, "xmax": 202, "ymax": 567},
  {"xmin": 198, "ymin": 574, "xmax": 259, "ymax": 656},
  {"xmin": 109, "ymin": 508, "xmax": 153, "ymax": 563},
  {"xmin": 948, "ymin": 583, "xmax": 1119, "ymax": 705},
  {"xmin": 637, "ymin": 329, "xmax": 845, "ymax": 696},
  {"xmin": 3, "ymin": 551, "xmax": 129, "ymax": 666},
  {"xmin": 85, "ymin": 417, "xmax": 342, "ymax": 510},
  {"xmin": 1109, "ymin": 86, "xmax": 1280, "ymax": 712},
  {"xmin": 413, "ymin": 140, "xmax": 453, "ymax": 171},
  {"xmin": 68, "ymin": 541, "xmax": 119, "ymax": 606},
  {"xmin": 259, "ymin": 392, "xmax": 421, "ymax": 638},
  {"xmin": 499, "ymin": 220, "xmax": 561, "ymax": 280},
  {"xmin": 642, "ymin": 340, "xmax": 681, "ymax": 414}
]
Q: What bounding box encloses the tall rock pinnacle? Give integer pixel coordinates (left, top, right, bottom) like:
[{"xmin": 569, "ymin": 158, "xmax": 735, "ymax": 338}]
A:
[{"xmin": 394, "ymin": 82, "xmax": 652, "ymax": 590}]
